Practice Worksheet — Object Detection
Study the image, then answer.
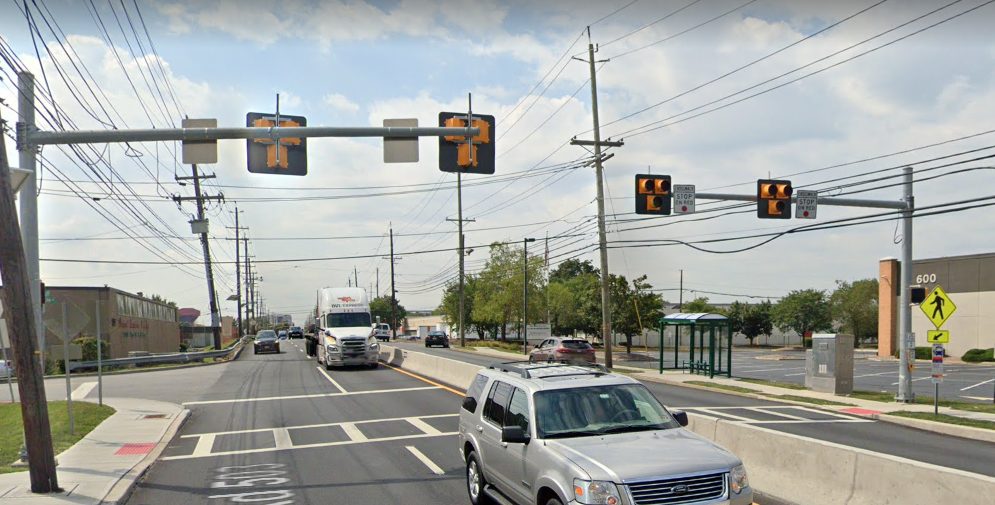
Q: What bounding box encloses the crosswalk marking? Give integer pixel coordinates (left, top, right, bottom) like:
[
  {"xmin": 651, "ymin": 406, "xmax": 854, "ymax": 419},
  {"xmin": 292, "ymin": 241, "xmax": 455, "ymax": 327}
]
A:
[
  {"xmin": 673, "ymin": 405, "xmax": 873, "ymax": 425},
  {"xmin": 341, "ymin": 423, "xmax": 368, "ymax": 442},
  {"xmin": 273, "ymin": 428, "xmax": 292, "ymax": 449},
  {"xmin": 407, "ymin": 417, "xmax": 443, "ymax": 435},
  {"xmin": 182, "ymin": 386, "xmax": 438, "ymax": 406},
  {"xmin": 163, "ymin": 432, "xmax": 456, "ymax": 461}
]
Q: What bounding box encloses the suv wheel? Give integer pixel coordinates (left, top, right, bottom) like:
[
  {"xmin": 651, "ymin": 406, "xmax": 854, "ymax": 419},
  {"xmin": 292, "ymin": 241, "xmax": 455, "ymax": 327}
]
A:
[
  {"xmin": 466, "ymin": 451, "xmax": 489, "ymax": 505},
  {"xmin": 545, "ymin": 498, "xmax": 563, "ymax": 505}
]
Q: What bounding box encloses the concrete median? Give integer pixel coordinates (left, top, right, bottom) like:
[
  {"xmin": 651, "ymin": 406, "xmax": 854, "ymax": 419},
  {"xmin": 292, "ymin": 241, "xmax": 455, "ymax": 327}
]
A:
[{"xmin": 382, "ymin": 345, "xmax": 995, "ymax": 505}]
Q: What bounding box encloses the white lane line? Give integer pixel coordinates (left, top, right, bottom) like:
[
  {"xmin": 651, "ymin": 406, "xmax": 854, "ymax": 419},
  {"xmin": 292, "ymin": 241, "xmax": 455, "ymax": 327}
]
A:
[
  {"xmin": 752, "ymin": 408, "xmax": 809, "ymax": 421},
  {"xmin": 71, "ymin": 382, "xmax": 97, "ymax": 401},
  {"xmin": 962, "ymin": 396, "xmax": 992, "ymax": 401},
  {"xmin": 163, "ymin": 432, "xmax": 457, "ymax": 461},
  {"xmin": 890, "ymin": 377, "xmax": 933, "ymax": 385},
  {"xmin": 689, "ymin": 408, "xmax": 754, "ymax": 422},
  {"xmin": 340, "ymin": 423, "xmax": 368, "ymax": 442},
  {"xmin": 407, "ymin": 417, "xmax": 442, "ymax": 435},
  {"xmin": 789, "ymin": 406, "xmax": 863, "ymax": 420},
  {"xmin": 182, "ymin": 413, "xmax": 458, "ymax": 439},
  {"xmin": 854, "ymin": 371, "xmax": 897, "ymax": 379},
  {"xmin": 406, "ymin": 446, "xmax": 445, "ymax": 475},
  {"xmin": 961, "ymin": 378, "xmax": 995, "ymax": 391},
  {"xmin": 182, "ymin": 386, "xmax": 439, "ymax": 406},
  {"xmin": 273, "ymin": 428, "xmax": 293, "ymax": 450},
  {"xmin": 316, "ymin": 366, "xmax": 347, "ymax": 393},
  {"xmin": 784, "ymin": 372, "xmax": 807, "ymax": 377},
  {"xmin": 192, "ymin": 434, "xmax": 217, "ymax": 457},
  {"xmin": 744, "ymin": 419, "xmax": 872, "ymax": 424}
]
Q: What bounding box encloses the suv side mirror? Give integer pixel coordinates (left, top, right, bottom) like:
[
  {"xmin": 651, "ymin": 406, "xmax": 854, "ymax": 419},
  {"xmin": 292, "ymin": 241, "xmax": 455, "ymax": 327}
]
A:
[
  {"xmin": 671, "ymin": 410, "xmax": 689, "ymax": 427},
  {"xmin": 502, "ymin": 426, "xmax": 530, "ymax": 444}
]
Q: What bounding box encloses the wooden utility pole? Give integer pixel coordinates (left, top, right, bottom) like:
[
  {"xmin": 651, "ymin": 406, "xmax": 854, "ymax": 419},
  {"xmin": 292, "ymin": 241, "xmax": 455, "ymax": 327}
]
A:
[
  {"xmin": 0, "ymin": 112, "xmax": 60, "ymax": 493},
  {"xmin": 390, "ymin": 226, "xmax": 397, "ymax": 340},
  {"xmin": 174, "ymin": 167, "xmax": 224, "ymax": 349}
]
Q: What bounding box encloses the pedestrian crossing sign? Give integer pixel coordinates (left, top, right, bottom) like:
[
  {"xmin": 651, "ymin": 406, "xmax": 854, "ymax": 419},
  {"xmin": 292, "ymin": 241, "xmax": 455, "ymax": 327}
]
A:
[{"xmin": 920, "ymin": 285, "xmax": 956, "ymax": 329}]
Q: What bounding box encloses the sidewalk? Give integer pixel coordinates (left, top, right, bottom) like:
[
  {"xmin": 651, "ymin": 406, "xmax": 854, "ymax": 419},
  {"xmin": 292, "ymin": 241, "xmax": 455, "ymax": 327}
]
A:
[
  {"xmin": 461, "ymin": 346, "xmax": 995, "ymax": 443},
  {"xmin": 0, "ymin": 398, "xmax": 188, "ymax": 505}
]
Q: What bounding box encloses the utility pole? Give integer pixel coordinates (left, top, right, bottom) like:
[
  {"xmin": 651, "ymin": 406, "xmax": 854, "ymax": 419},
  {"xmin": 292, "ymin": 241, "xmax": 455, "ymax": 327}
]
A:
[
  {"xmin": 16, "ymin": 72, "xmax": 44, "ymax": 368},
  {"xmin": 523, "ymin": 237, "xmax": 536, "ymax": 355},
  {"xmin": 570, "ymin": 29, "xmax": 624, "ymax": 368},
  {"xmin": 0, "ymin": 107, "xmax": 60, "ymax": 493},
  {"xmin": 446, "ymin": 220, "xmax": 476, "ymax": 347},
  {"xmin": 679, "ymin": 270, "xmax": 683, "ymax": 310},
  {"xmin": 376, "ymin": 267, "xmax": 379, "ymax": 298},
  {"xmin": 390, "ymin": 225, "xmax": 397, "ymax": 340},
  {"xmin": 354, "ymin": 267, "xmax": 359, "ymax": 290},
  {"xmin": 243, "ymin": 236, "xmax": 250, "ymax": 332},
  {"xmin": 897, "ymin": 166, "xmax": 915, "ymax": 402},
  {"xmin": 173, "ymin": 166, "xmax": 224, "ymax": 350},
  {"xmin": 226, "ymin": 209, "xmax": 245, "ymax": 339}
]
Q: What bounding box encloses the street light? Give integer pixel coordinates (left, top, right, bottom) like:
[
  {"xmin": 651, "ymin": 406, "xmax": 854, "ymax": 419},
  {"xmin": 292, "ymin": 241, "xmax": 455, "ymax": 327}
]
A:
[{"xmin": 523, "ymin": 237, "xmax": 536, "ymax": 355}]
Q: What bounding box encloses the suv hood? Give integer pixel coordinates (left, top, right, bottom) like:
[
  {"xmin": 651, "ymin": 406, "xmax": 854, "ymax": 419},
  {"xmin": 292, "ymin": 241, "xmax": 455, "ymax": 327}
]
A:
[{"xmin": 547, "ymin": 428, "xmax": 739, "ymax": 482}]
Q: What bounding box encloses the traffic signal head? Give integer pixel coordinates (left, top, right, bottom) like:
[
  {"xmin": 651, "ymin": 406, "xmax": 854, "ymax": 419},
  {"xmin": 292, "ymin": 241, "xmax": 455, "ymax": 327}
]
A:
[
  {"xmin": 757, "ymin": 179, "xmax": 792, "ymax": 219},
  {"xmin": 439, "ymin": 112, "xmax": 496, "ymax": 175},
  {"xmin": 635, "ymin": 174, "xmax": 672, "ymax": 215}
]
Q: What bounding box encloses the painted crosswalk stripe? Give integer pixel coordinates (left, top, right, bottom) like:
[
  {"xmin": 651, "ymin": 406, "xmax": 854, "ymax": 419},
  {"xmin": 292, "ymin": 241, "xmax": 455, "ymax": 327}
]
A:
[
  {"xmin": 71, "ymin": 382, "xmax": 97, "ymax": 401},
  {"xmin": 317, "ymin": 366, "xmax": 347, "ymax": 393},
  {"xmin": 406, "ymin": 446, "xmax": 445, "ymax": 475},
  {"xmin": 961, "ymin": 378, "xmax": 995, "ymax": 391},
  {"xmin": 182, "ymin": 386, "xmax": 438, "ymax": 406},
  {"xmin": 407, "ymin": 417, "xmax": 442, "ymax": 435},
  {"xmin": 340, "ymin": 423, "xmax": 368, "ymax": 442}
]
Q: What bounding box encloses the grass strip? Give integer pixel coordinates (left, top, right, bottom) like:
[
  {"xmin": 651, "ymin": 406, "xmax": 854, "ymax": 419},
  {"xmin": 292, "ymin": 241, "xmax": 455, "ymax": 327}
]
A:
[
  {"xmin": 685, "ymin": 381, "xmax": 759, "ymax": 394},
  {"xmin": 887, "ymin": 411, "xmax": 995, "ymax": 431},
  {"xmin": 738, "ymin": 378, "xmax": 807, "ymax": 390},
  {"xmin": 848, "ymin": 390, "xmax": 995, "ymax": 414},
  {"xmin": 0, "ymin": 401, "xmax": 115, "ymax": 474}
]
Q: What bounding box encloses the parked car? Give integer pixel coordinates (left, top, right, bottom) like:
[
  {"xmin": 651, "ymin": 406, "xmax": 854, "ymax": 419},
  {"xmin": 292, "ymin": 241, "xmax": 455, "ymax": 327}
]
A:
[
  {"xmin": 529, "ymin": 337, "xmax": 596, "ymax": 363},
  {"xmin": 0, "ymin": 360, "xmax": 13, "ymax": 381},
  {"xmin": 425, "ymin": 330, "xmax": 449, "ymax": 348},
  {"xmin": 459, "ymin": 361, "xmax": 753, "ymax": 505},
  {"xmin": 254, "ymin": 330, "xmax": 280, "ymax": 354},
  {"xmin": 278, "ymin": 330, "xmax": 288, "ymax": 340},
  {"xmin": 288, "ymin": 326, "xmax": 304, "ymax": 339}
]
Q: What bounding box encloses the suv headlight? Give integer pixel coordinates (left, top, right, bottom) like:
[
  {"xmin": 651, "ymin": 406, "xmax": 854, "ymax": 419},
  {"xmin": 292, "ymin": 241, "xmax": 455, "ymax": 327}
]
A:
[
  {"xmin": 368, "ymin": 338, "xmax": 380, "ymax": 349},
  {"xmin": 730, "ymin": 465, "xmax": 749, "ymax": 494},
  {"xmin": 573, "ymin": 479, "xmax": 621, "ymax": 505}
]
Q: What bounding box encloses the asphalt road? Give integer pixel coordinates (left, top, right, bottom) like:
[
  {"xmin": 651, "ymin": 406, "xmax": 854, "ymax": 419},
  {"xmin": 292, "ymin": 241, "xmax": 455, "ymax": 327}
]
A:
[
  {"xmin": 127, "ymin": 339, "xmax": 469, "ymax": 505},
  {"xmin": 392, "ymin": 341, "xmax": 995, "ymax": 478}
]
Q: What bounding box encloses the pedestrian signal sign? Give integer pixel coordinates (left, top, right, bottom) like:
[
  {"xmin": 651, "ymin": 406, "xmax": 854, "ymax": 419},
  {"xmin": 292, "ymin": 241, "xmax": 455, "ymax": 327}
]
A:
[
  {"xmin": 926, "ymin": 330, "xmax": 949, "ymax": 344},
  {"xmin": 920, "ymin": 285, "xmax": 956, "ymax": 329}
]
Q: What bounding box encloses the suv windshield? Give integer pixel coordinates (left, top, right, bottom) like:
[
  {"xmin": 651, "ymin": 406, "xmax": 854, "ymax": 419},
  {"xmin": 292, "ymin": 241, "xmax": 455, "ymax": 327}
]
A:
[
  {"xmin": 257, "ymin": 330, "xmax": 277, "ymax": 340},
  {"xmin": 534, "ymin": 384, "xmax": 679, "ymax": 439},
  {"xmin": 325, "ymin": 313, "xmax": 372, "ymax": 328}
]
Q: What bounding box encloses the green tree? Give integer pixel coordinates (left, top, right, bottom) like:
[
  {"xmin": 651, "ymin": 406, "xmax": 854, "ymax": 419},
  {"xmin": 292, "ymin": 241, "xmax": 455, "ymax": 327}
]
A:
[
  {"xmin": 547, "ymin": 260, "xmax": 601, "ymax": 338},
  {"xmin": 472, "ymin": 242, "xmax": 546, "ymax": 341},
  {"xmin": 370, "ymin": 295, "xmax": 406, "ymax": 329},
  {"xmin": 150, "ymin": 294, "xmax": 178, "ymax": 308},
  {"xmin": 729, "ymin": 300, "xmax": 773, "ymax": 346},
  {"xmin": 830, "ymin": 279, "xmax": 879, "ymax": 345},
  {"xmin": 772, "ymin": 289, "xmax": 833, "ymax": 339},
  {"xmin": 612, "ymin": 275, "xmax": 665, "ymax": 352},
  {"xmin": 438, "ymin": 275, "xmax": 492, "ymax": 340},
  {"xmin": 680, "ymin": 297, "xmax": 718, "ymax": 314}
]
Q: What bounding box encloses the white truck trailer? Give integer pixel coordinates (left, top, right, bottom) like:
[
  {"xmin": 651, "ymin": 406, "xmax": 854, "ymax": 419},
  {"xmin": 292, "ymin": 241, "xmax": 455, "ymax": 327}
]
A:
[{"xmin": 309, "ymin": 287, "xmax": 380, "ymax": 369}]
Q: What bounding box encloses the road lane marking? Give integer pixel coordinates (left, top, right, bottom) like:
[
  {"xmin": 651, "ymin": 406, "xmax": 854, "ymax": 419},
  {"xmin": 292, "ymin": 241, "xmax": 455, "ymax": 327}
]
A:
[
  {"xmin": 752, "ymin": 408, "xmax": 809, "ymax": 421},
  {"xmin": 854, "ymin": 371, "xmax": 897, "ymax": 379},
  {"xmin": 406, "ymin": 446, "xmax": 445, "ymax": 475},
  {"xmin": 193, "ymin": 434, "xmax": 217, "ymax": 457},
  {"xmin": 163, "ymin": 432, "xmax": 456, "ymax": 461},
  {"xmin": 182, "ymin": 386, "xmax": 439, "ymax": 406},
  {"xmin": 688, "ymin": 408, "xmax": 754, "ymax": 422},
  {"xmin": 273, "ymin": 428, "xmax": 292, "ymax": 450},
  {"xmin": 407, "ymin": 417, "xmax": 443, "ymax": 435},
  {"xmin": 340, "ymin": 423, "xmax": 368, "ymax": 442},
  {"xmin": 961, "ymin": 378, "xmax": 995, "ymax": 391},
  {"xmin": 71, "ymin": 382, "xmax": 97, "ymax": 400},
  {"xmin": 962, "ymin": 396, "xmax": 992, "ymax": 401},
  {"xmin": 316, "ymin": 366, "xmax": 347, "ymax": 393},
  {"xmin": 381, "ymin": 363, "xmax": 464, "ymax": 396},
  {"xmin": 182, "ymin": 414, "xmax": 458, "ymax": 438}
]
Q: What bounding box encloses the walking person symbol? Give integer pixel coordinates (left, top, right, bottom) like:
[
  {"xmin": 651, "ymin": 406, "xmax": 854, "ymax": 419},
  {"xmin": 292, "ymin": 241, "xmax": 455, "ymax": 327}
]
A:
[{"xmin": 930, "ymin": 292, "xmax": 945, "ymax": 320}]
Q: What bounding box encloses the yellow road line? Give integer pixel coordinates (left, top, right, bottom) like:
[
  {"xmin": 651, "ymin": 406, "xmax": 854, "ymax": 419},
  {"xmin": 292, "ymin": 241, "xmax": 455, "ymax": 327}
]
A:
[{"xmin": 381, "ymin": 363, "xmax": 464, "ymax": 396}]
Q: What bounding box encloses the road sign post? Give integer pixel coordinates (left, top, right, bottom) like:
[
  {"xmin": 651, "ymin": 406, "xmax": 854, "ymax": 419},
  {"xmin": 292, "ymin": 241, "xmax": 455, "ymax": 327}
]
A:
[
  {"xmin": 932, "ymin": 344, "xmax": 945, "ymax": 415},
  {"xmin": 673, "ymin": 184, "xmax": 695, "ymax": 214}
]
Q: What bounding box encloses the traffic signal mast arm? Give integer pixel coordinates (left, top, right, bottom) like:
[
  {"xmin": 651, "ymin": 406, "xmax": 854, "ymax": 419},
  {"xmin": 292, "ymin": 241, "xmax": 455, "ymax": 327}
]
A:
[
  {"xmin": 694, "ymin": 191, "xmax": 907, "ymax": 210},
  {"xmin": 21, "ymin": 124, "xmax": 482, "ymax": 146}
]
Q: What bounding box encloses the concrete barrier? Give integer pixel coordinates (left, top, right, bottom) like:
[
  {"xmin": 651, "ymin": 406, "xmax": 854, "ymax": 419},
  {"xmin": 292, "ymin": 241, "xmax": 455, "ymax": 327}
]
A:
[
  {"xmin": 687, "ymin": 414, "xmax": 995, "ymax": 505},
  {"xmin": 382, "ymin": 345, "xmax": 995, "ymax": 505},
  {"xmin": 380, "ymin": 345, "xmax": 481, "ymax": 390}
]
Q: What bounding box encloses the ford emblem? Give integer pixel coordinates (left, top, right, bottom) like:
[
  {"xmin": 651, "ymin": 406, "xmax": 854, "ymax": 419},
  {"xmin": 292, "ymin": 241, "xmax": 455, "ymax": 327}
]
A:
[{"xmin": 672, "ymin": 485, "xmax": 688, "ymax": 494}]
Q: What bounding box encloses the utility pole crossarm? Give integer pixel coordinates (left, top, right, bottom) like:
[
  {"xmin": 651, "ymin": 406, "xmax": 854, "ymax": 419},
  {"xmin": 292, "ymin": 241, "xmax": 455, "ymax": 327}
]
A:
[{"xmin": 569, "ymin": 138, "xmax": 624, "ymax": 148}]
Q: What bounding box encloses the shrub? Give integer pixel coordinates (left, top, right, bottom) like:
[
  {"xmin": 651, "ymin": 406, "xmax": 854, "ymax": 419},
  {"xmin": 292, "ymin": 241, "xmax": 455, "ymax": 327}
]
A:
[
  {"xmin": 962, "ymin": 348, "xmax": 995, "ymax": 363},
  {"xmin": 179, "ymin": 343, "xmax": 189, "ymax": 352}
]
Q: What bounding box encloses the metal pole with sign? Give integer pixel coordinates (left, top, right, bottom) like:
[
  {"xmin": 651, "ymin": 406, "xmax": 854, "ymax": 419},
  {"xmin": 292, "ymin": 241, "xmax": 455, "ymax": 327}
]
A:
[
  {"xmin": 932, "ymin": 344, "xmax": 944, "ymax": 416},
  {"xmin": 96, "ymin": 300, "xmax": 102, "ymax": 407}
]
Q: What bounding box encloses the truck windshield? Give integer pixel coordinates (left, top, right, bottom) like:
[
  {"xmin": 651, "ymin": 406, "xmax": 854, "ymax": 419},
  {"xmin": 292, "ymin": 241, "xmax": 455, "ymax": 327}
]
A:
[{"xmin": 325, "ymin": 313, "xmax": 372, "ymax": 328}]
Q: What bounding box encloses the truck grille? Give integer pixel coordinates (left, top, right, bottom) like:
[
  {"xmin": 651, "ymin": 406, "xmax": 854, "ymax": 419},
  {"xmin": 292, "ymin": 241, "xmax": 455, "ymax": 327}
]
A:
[
  {"xmin": 627, "ymin": 473, "xmax": 726, "ymax": 505},
  {"xmin": 340, "ymin": 338, "xmax": 367, "ymax": 353}
]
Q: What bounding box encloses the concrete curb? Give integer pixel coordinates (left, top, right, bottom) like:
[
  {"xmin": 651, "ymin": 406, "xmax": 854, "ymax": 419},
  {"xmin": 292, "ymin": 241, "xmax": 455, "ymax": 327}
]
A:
[
  {"xmin": 869, "ymin": 411, "xmax": 995, "ymax": 444},
  {"xmin": 102, "ymin": 408, "xmax": 191, "ymax": 505}
]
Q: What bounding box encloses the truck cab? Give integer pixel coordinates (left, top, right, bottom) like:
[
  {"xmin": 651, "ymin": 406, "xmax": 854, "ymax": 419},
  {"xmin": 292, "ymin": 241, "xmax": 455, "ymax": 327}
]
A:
[{"xmin": 313, "ymin": 287, "xmax": 380, "ymax": 369}]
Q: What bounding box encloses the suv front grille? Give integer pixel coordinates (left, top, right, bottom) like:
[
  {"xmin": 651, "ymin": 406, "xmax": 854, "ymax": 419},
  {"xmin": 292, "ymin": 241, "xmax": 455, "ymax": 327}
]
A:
[{"xmin": 627, "ymin": 473, "xmax": 726, "ymax": 505}]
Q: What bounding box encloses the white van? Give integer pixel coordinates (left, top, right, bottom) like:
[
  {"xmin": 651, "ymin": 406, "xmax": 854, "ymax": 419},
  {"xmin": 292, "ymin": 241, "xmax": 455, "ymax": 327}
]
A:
[
  {"xmin": 373, "ymin": 322, "xmax": 392, "ymax": 341},
  {"xmin": 312, "ymin": 287, "xmax": 379, "ymax": 369}
]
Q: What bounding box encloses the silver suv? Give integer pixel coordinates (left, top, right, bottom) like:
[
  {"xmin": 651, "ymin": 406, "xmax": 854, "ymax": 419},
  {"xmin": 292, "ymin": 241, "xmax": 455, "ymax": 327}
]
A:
[{"xmin": 458, "ymin": 362, "xmax": 752, "ymax": 505}]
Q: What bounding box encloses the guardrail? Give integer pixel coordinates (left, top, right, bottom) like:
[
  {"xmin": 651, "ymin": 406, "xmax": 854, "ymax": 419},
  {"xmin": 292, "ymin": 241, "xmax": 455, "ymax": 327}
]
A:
[{"xmin": 67, "ymin": 338, "xmax": 248, "ymax": 371}]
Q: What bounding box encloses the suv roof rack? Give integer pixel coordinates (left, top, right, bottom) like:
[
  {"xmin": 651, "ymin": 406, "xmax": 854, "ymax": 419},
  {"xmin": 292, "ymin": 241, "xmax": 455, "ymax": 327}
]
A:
[{"xmin": 488, "ymin": 360, "xmax": 610, "ymax": 379}]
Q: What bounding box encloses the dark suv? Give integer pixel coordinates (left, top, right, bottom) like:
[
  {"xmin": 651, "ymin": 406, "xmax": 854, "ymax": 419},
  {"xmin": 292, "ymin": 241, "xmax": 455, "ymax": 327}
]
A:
[
  {"xmin": 458, "ymin": 361, "xmax": 752, "ymax": 505},
  {"xmin": 288, "ymin": 326, "xmax": 304, "ymax": 339}
]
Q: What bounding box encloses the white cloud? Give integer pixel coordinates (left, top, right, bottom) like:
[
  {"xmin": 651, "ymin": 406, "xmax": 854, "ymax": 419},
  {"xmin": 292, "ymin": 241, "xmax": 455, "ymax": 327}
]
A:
[{"xmin": 323, "ymin": 93, "xmax": 360, "ymax": 113}]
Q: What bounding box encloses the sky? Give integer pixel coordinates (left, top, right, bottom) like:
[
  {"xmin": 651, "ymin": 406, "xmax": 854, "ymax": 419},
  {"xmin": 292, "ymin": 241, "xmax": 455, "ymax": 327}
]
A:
[{"xmin": 1, "ymin": 0, "xmax": 994, "ymax": 326}]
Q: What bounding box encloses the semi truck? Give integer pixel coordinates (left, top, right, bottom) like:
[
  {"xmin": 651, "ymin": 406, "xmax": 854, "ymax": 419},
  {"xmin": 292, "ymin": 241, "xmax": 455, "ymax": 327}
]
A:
[{"xmin": 307, "ymin": 287, "xmax": 380, "ymax": 369}]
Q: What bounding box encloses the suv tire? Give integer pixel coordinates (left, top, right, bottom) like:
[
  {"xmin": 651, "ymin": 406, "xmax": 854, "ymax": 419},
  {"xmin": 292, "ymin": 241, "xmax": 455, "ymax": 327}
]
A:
[
  {"xmin": 545, "ymin": 498, "xmax": 563, "ymax": 505},
  {"xmin": 466, "ymin": 451, "xmax": 490, "ymax": 505}
]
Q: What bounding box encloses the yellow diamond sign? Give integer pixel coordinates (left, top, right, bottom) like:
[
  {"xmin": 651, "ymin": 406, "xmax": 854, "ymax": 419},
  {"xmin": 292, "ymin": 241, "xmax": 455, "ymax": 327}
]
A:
[{"xmin": 920, "ymin": 285, "xmax": 956, "ymax": 329}]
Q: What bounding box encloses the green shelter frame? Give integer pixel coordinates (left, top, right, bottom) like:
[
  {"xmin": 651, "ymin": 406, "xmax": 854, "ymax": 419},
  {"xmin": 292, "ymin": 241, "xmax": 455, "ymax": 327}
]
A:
[{"xmin": 658, "ymin": 313, "xmax": 732, "ymax": 378}]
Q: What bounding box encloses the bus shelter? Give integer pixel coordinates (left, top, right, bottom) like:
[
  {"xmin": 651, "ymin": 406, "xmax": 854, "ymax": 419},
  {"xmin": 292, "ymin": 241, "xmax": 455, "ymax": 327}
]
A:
[{"xmin": 658, "ymin": 313, "xmax": 732, "ymax": 378}]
